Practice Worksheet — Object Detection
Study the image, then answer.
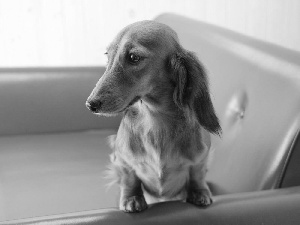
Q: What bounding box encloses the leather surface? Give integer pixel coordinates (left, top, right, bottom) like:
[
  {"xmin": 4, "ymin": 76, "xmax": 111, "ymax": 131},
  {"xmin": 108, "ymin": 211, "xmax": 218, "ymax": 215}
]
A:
[
  {"xmin": 4, "ymin": 186, "xmax": 300, "ymax": 225},
  {"xmin": 280, "ymin": 130, "xmax": 300, "ymax": 188},
  {"xmin": 156, "ymin": 14, "xmax": 300, "ymax": 195},
  {"xmin": 0, "ymin": 130, "xmax": 119, "ymax": 221},
  {"xmin": 0, "ymin": 67, "xmax": 120, "ymax": 136}
]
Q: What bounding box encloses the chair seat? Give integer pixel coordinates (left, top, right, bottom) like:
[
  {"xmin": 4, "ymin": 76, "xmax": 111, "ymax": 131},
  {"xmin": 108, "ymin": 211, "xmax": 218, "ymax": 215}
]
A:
[{"xmin": 0, "ymin": 130, "xmax": 118, "ymax": 221}]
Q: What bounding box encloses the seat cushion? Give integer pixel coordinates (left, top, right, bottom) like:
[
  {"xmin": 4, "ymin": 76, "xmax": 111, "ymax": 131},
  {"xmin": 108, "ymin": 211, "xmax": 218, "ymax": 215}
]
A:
[{"xmin": 0, "ymin": 130, "xmax": 119, "ymax": 221}]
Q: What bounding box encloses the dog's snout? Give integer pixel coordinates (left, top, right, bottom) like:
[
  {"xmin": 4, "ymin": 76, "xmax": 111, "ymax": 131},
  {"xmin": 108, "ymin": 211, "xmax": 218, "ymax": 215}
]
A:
[{"xmin": 86, "ymin": 100, "xmax": 102, "ymax": 113}]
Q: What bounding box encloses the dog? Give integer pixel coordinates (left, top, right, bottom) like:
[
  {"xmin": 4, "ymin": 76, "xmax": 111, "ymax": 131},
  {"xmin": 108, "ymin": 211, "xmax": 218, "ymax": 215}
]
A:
[{"xmin": 86, "ymin": 20, "xmax": 221, "ymax": 213}]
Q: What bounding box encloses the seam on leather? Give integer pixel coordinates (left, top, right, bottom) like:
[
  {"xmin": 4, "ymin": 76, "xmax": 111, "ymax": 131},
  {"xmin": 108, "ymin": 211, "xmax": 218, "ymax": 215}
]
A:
[{"xmin": 276, "ymin": 128, "xmax": 300, "ymax": 188}]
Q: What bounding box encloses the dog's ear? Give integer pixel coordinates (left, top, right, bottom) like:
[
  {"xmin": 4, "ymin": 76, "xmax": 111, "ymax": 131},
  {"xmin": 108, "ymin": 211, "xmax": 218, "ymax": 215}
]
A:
[{"xmin": 169, "ymin": 50, "xmax": 221, "ymax": 136}]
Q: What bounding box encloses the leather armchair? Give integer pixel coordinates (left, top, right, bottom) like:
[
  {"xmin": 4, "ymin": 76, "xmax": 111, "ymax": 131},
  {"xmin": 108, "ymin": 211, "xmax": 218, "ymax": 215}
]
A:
[{"xmin": 1, "ymin": 14, "xmax": 300, "ymax": 224}]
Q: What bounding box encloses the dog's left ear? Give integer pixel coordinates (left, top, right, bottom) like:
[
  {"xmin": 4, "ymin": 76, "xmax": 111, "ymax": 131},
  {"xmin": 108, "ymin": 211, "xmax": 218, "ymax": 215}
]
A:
[{"xmin": 169, "ymin": 50, "xmax": 221, "ymax": 136}]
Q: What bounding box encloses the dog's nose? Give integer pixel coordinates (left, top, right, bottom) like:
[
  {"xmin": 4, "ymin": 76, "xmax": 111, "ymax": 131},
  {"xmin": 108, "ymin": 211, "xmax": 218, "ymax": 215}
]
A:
[{"xmin": 86, "ymin": 100, "xmax": 101, "ymax": 113}]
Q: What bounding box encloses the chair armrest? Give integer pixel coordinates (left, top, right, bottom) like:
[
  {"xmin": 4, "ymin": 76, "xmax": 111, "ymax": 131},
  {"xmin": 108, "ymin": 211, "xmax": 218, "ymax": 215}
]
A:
[
  {"xmin": 5, "ymin": 186, "xmax": 300, "ymax": 225},
  {"xmin": 0, "ymin": 67, "xmax": 120, "ymax": 135}
]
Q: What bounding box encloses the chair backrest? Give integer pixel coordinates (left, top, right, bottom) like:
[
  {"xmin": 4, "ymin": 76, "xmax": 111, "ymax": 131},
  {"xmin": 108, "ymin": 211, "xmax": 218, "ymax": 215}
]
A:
[{"xmin": 156, "ymin": 14, "xmax": 300, "ymax": 195}]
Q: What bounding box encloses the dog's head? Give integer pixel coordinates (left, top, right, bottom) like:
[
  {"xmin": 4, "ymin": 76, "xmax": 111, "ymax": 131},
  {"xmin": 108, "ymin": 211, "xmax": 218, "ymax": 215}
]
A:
[
  {"xmin": 86, "ymin": 20, "xmax": 177, "ymax": 116},
  {"xmin": 86, "ymin": 20, "xmax": 221, "ymax": 135}
]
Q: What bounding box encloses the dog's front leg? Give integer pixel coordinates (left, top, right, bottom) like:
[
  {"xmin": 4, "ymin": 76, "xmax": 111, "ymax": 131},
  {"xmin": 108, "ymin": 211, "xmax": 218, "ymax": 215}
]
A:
[
  {"xmin": 119, "ymin": 170, "xmax": 148, "ymax": 213},
  {"xmin": 187, "ymin": 162, "xmax": 212, "ymax": 207}
]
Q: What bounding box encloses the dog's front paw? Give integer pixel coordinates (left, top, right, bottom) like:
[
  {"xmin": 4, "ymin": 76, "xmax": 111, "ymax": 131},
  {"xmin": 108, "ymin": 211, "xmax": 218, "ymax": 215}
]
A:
[
  {"xmin": 187, "ymin": 189, "xmax": 212, "ymax": 207},
  {"xmin": 120, "ymin": 195, "xmax": 148, "ymax": 213}
]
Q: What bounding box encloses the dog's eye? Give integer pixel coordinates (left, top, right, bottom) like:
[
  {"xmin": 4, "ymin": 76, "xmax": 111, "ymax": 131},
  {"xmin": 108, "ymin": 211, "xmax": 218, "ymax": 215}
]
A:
[{"xmin": 128, "ymin": 53, "xmax": 141, "ymax": 64}]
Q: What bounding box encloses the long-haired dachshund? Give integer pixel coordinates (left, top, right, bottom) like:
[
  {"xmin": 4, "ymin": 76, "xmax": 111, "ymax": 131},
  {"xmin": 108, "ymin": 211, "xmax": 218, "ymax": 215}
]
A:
[{"xmin": 86, "ymin": 20, "xmax": 221, "ymax": 213}]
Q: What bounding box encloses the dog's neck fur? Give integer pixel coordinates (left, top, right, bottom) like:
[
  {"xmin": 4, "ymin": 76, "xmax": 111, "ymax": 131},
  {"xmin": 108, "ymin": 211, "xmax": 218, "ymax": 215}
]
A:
[
  {"xmin": 126, "ymin": 88, "xmax": 188, "ymax": 132},
  {"xmin": 123, "ymin": 89, "xmax": 201, "ymax": 159}
]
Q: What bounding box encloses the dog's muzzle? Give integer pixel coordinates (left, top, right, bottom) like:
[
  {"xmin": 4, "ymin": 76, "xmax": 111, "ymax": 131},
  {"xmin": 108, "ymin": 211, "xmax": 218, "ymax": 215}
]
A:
[{"xmin": 85, "ymin": 100, "xmax": 102, "ymax": 113}]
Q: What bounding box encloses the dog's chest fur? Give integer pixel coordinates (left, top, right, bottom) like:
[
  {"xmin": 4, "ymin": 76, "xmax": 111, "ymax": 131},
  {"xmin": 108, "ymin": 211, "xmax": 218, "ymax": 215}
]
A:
[{"xmin": 112, "ymin": 103, "xmax": 207, "ymax": 199}]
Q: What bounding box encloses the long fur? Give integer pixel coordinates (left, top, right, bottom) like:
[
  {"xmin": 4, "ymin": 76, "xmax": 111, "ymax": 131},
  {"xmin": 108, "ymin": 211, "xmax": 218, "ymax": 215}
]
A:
[{"xmin": 86, "ymin": 20, "xmax": 221, "ymax": 213}]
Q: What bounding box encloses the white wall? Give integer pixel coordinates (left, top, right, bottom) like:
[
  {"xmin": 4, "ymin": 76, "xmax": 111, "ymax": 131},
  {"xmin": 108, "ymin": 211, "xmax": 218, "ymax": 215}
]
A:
[{"xmin": 0, "ymin": 0, "xmax": 299, "ymax": 67}]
